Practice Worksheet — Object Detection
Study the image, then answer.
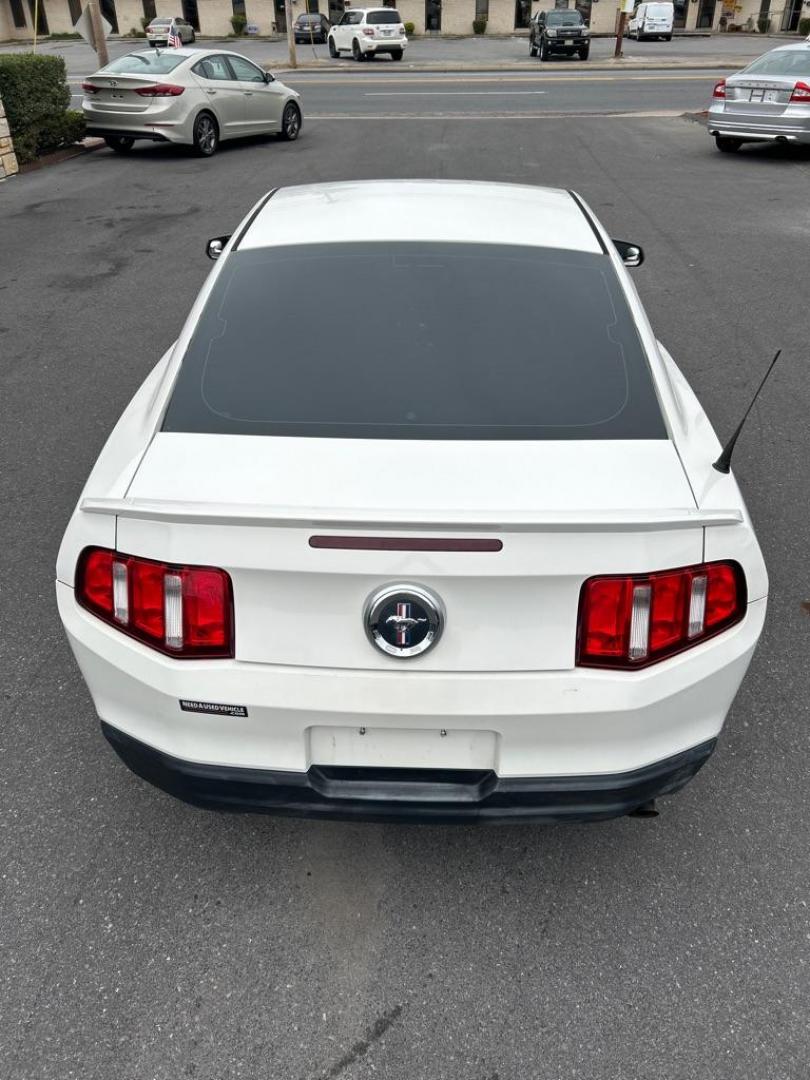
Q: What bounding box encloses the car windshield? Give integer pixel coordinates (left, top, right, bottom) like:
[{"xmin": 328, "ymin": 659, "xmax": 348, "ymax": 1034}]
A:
[
  {"xmin": 149, "ymin": 19, "xmax": 172, "ymax": 25},
  {"xmin": 367, "ymin": 9, "xmax": 401, "ymax": 22},
  {"xmin": 296, "ymin": 13, "xmax": 317, "ymax": 20},
  {"xmin": 742, "ymin": 47, "xmax": 810, "ymax": 78},
  {"xmin": 163, "ymin": 242, "xmax": 665, "ymax": 441},
  {"xmin": 104, "ymin": 52, "xmax": 186, "ymax": 74},
  {"xmin": 547, "ymin": 11, "xmax": 584, "ymax": 24}
]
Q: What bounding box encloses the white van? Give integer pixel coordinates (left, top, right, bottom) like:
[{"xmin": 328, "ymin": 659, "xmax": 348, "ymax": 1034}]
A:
[{"xmin": 628, "ymin": 1, "xmax": 674, "ymax": 40}]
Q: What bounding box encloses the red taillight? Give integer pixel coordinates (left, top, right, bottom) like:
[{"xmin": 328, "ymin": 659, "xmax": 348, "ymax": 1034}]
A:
[
  {"xmin": 82, "ymin": 81, "xmax": 99, "ymax": 94},
  {"xmin": 712, "ymin": 79, "xmax": 726, "ymax": 99},
  {"xmin": 135, "ymin": 83, "xmax": 185, "ymax": 97},
  {"xmin": 790, "ymin": 81, "xmax": 810, "ymax": 102},
  {"xmin": 577, "ymin": 562, "xmax": 745, "ymax": 669},
  {"xmin": 76, "ymin": 548, "xmax": 233, "ymax": 658}
]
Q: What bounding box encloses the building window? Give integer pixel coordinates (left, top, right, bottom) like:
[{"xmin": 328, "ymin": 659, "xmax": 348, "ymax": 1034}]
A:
[
  {"xmin": 426, "ymin": 0, "xmax": 441, "ymax": 30},
  {"xmin": 27, "ymin": 0, "xmax": 48, "ymax": 32},
  {"xmin": 514, "ymin": 0, "xmax": 530, "ymax": 28},
  {"xmin": 141, "ymin": 0, "xmax": 156, "ymax": 20},
  {"xmin": 575, "ymin": 0, "xmax": 591, "ymax": 24},
  {"xmin": 232, "ymin": 0, "xmax": 246, "ymax": 15},
  {"xmin": 182, "ymin": 0, "xmax": 199, "ymax": 28},
  {"xmin": 9, "ymin": 0, "xmax": 26, "ymax": 26},
  {"xmin": 475, "ymin": 0, "xmax": 488, "ymax": 15},
  {"xmin": 100, "ymin": 0, "xmax": 118, "ymax": 33},
  {"xmin": 67, "ymin": 0, "xmax": 82, "ymax": 24}
]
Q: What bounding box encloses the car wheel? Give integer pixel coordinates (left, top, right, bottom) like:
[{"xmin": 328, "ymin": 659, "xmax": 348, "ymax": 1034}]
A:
[
  {"xmin": 105, "ymin": 135, "xmax": 135, "ymax": 153},
  {"xmin": 665, "ymin": 33, "xmax": 672, "ymax": 40},
  {"xmin": 529, "ymin": 37, "xmax": 538, "ymax": 56},
  {"xmin": 328, "ymin": 36, "xmax": 338, "ymax": 56},
  {"xmin": 579, "ymin": 46, "xmax": 589, "ymax": 60},
  {"xmin": 391, "ymin": 48, "xmax": 403, "ymax": 60},
  {"xmin": 539, "ymin": 39, "xmax": 548, "ymax": 61},
  {"xmin": 715, "ymin": 135, "xmax": 743, "ymax": 153},
  {"xmin": 280, "ymin": 101, "xmax": 302, "ymax": 141},
  {"xmin": 352, "ymin": 38, "xmax": 365, "ymax": 61},
  {"xmin": 189, "ymin": 30, "xmax": 196, "ymax": 42},
  {"xmin": 192, "ymin": 111, "xmax": 219, "ymax": 156}
]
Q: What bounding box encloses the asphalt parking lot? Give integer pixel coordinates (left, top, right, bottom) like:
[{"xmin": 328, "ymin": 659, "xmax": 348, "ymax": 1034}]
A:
[{"xmin": 2, "ymin": 86, "xmax": 810, "ymax": 1079}]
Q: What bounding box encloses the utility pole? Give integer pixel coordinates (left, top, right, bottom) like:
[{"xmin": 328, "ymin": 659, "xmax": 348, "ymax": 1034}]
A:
[
  {"xmin": 614, "ymin": 9, "xmax": 627, "ymax": 57},
  {"xmin": 285, "ymin": 0, "xmax": 297, "ymax": 68},
  {"xmin": 88, "ymin": 1, "xmax": 109, "ymax": 68}
]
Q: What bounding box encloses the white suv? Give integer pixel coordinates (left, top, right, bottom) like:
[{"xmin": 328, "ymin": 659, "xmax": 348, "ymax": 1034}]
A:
[{"xmin": 328, "ymin": 7, "xmax": 407, "ymax": 61}]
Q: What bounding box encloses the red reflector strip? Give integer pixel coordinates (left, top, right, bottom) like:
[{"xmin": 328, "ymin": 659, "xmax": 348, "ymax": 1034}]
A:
[{"xmin": 309, "ymin": 536, "xmax": 503, "ymax": 552}]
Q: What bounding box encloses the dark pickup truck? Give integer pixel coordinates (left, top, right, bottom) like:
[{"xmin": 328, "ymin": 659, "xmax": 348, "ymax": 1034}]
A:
[{"xmin": 529, "ymin": 10, "xmax": 591, "ymax": 61}]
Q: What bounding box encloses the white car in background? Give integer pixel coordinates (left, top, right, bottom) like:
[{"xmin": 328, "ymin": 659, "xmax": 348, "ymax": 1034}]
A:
[
  {"xmin": 627, "ymin": 1, "xmax": 674, "ymax": 40},
  {"xmin": 81, "ymin": 48, "xmax": 302, "ymax": 156},
  {"xmin": 57, "ymin": 180, "xmax": 767, "ymax": 824},
  {"xmin": 328, "ymin": 7, "xmax": 407, "ymax": 61}
]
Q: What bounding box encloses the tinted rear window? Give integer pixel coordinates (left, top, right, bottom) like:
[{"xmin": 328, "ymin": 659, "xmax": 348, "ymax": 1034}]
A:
[
  {"xmin": 104, "ymin": 52, "xmax": 185, "ymax": 75},
  {"xmin": 743, "ymin": 47, "xmax": 810, "ymax": 78},
  {"xmin": 162, "ymin": 242, "xmax": 666, "ymax": 441},
  {"xmin": 367, "ymin": 9, "xmax": 401, "ymax": 22}
]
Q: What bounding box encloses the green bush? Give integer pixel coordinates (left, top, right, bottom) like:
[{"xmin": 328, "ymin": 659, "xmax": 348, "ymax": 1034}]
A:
[
  {"xmin": 799, "ymin": 16, "xmax": 810, "ymax": 35},
  {"xmin": 472, "ymin": 15, "xmax": 487, "ymax": 33},
  {"xmin": 0, "ymin": 55, "xmax": 84, "ymax": 163},
  {"xmin": 231, "ymin": 13, "xmax": 247, "ymax": 34},
  {"xmin": 404, "ymin": 20, "xmax": 415, "ymax": 34}
]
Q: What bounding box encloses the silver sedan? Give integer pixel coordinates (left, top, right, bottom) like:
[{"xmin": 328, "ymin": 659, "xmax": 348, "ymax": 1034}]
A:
[
  {"xmin": 81, "ymin": 48, "xmax": 302, "ymax": 157},
  {"xmin": 708, "ymin": 41, "xmax": 810, "ymax": 153}
]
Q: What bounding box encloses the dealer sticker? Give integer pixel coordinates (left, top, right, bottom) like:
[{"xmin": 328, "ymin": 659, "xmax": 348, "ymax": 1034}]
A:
[{"xmin": 179, "ymin": 699, "xmax": 248, "ymax": 718}]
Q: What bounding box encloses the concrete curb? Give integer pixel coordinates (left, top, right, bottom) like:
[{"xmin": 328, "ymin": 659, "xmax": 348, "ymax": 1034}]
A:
[
  {"xmin": 17, "ymin": 136, "xmax": 104, "ymax": 173},
  {"xmin": 266, "ymin": 57, "xmax": 754, "ymax": 74}
]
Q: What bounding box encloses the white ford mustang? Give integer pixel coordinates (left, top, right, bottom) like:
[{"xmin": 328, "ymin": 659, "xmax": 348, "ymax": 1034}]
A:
[{"xmin": 57, "ymin": 180, "xmax": 767, "ymax": 823}]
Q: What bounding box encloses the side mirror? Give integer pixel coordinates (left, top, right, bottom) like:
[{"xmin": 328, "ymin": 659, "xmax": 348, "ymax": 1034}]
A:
[
  {"xmin": 613, "ymin": 239, "xmax": 645, "ymax": 268},
  {"xmin": 206, "ymin": 235, "xmax": 232, "ymax": 261},
  {"xmin": 264, "ymin": 71, "xmax": 275, "ymax": 83}
]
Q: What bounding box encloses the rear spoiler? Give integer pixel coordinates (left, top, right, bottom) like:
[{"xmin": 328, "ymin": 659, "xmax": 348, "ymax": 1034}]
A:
[{"xmin": 80, "ymin": 498, "xmax": 744, "ymax": 532}]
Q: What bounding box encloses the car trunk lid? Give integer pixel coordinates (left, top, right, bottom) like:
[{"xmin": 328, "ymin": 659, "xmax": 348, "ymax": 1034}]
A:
[{"xmin": 95, "ymin": 434, "xmax": 712, "ymax": 673}]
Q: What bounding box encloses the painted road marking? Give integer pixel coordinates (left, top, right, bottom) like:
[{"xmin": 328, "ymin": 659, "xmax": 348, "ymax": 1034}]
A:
[{"xmin": 365, "ymin": 90, "xmax": 549, "ymax": 96}]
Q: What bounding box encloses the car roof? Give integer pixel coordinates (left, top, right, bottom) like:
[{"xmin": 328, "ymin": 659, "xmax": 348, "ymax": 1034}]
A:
[{"xmin": 239, "ymin": 181, "xmax": 603, "ymax": 254}]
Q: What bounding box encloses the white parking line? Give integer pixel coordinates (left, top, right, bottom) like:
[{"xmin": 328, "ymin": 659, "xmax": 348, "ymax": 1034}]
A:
[{"xmin": 365, "ymin": 90, "xmax": 549, "ymax": 96}]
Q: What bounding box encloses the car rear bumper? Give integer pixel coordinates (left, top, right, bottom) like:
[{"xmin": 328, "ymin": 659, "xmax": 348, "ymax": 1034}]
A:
[
  {"xmin": 708, "ymin": 106, "xmax": 810, "ymax": 144},
  {"xmin": 58, "ymin": 580, "xmax": 765, "ymax": 789},
  {"xmin": 363, "ymin": 38, "xmax": 407, "ymax": 52},
  {"xmin": 86, "ymin": 125, "xmax": 171, "ymax": 143},
  {"xmin": 102, "ymin": 720, "xmax": 717, "ymax": 822}
]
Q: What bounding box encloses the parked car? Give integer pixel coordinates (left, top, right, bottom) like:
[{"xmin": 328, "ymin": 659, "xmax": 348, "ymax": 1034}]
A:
[
  {"xmin": 627, "ymin": 1, "xmax": 674, "ymax": 40},
  {"xmin": 145, "ymin": 16, "xmax": 195, "ymax": 46},
  {"xmin": 56, "ymin": 179, "xmax": 767, "ymax": 823},
  {"xmin": 530, "ymin": 10, "xmax": 590, "ymax": 61},
  {"xmin": 708, "ymin": 41, "xmax": 810, "ymax": 152},
  {"xmin": 81, "ymin": 49, "xmax": 302, "ymax": 157},
  {"xmin": 294, "ymin": 12, "xmax": 331, "ymax": 42},
  {"xmin": 328, "ymin": 7, "xmax": 407, "ymax": 61}
]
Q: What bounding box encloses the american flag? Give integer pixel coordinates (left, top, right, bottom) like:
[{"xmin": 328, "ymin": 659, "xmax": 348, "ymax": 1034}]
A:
[{"xmin": 167, "ymin": 20, "xmax": 182, "ymax": 47}]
